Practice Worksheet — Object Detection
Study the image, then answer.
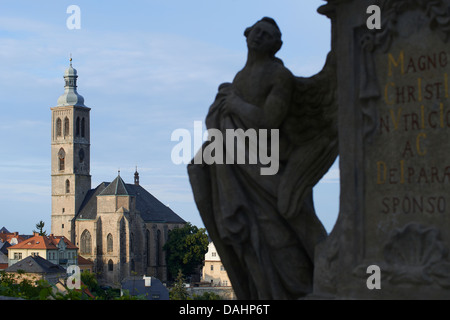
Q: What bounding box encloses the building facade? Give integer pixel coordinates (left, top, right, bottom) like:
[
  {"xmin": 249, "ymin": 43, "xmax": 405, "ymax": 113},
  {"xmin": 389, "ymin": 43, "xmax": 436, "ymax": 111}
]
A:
[
  {"xmin": 202, "ymin": 242, "xmax": 231, "ymax": 287},
  {"xmin": 7, "ymin": 233, "xmax": 78, "ymax": 268},
  {"xmin": 50, "ymin": 60, "xmax": 186, "ymax": 286}
]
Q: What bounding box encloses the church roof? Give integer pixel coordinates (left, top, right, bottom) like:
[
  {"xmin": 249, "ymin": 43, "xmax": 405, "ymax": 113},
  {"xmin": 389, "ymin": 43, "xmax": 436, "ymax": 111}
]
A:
[
  {"xmin": 76, "ymin": 178, "xmax": 186, "ymax": 224},
  {"xmin": 98, "ymin": 174, "xmax": 130, "ymax": 196}
]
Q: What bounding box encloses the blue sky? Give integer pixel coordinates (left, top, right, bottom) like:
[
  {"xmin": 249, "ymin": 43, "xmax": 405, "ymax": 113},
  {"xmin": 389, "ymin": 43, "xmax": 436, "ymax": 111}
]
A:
[{"xmin": 0, "ymin": 0, "xmax": 339, "ymax": 234}]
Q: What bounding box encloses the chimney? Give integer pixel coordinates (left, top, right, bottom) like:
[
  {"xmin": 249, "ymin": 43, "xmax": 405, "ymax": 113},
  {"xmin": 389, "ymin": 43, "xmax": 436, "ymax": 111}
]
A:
[
  {"xmin": 33, "ymin": 232, "xmax": 39, "ymax": 237},
  {"xmin": 143, "ymin": 275, "xmax": 151, "ymax": 287}
]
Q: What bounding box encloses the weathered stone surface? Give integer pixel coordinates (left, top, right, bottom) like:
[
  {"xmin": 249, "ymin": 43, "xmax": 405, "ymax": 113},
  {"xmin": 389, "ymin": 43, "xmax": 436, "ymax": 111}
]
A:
[
  {"xmin": 314, "ymin": 0, "xmax": 450, "ymax": 299},
  {"xmin": 188, "ymin": 17, "xmax": 338, "ymax": 299}
]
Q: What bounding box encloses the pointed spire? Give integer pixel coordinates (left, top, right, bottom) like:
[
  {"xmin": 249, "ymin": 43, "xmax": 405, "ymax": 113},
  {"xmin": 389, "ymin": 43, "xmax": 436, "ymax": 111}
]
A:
[{"xmin": 134, "ymin": 166, "xmax": 140, "ymax": 186}]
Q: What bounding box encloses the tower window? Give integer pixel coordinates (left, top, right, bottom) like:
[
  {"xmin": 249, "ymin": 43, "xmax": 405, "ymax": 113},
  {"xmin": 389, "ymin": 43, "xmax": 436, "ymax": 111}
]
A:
[
  {"xmin": 65, "ymin": 179, "xmax": 70, "ymax": 193},
  {"xmin": 76, "ymin": 117, "xmax": 80, "ymax": 137},
  {"xmin": 64, "ymin": 117, "xmax": 70, "ymax": 137},
  {"xmin": 56, "ymin": 118, "xmax": 62, "ymax": 137},
  {"xmin": 58, "ymin": 148, "xmax": 66, "ymax": 171},
  {"xmin": 79, "ymin": 148, "xmax": 85, "ymax": 163},
  {"xmin": 81, "ymin": 118, "xmax": 85, "ymax": 137}
]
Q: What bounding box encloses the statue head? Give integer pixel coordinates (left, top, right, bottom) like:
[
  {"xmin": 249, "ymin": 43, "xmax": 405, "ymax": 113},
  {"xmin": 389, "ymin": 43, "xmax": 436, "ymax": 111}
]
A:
[{"xmin": 244, "ymin": 17, "xmax": 283, "ymax": 56}]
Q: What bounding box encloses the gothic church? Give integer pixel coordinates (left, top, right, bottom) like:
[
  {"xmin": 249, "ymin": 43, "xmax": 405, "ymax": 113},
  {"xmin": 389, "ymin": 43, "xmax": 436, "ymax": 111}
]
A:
[{"xmin": 50, "ymin": 60, "xmax": 186, "ymax": 286}]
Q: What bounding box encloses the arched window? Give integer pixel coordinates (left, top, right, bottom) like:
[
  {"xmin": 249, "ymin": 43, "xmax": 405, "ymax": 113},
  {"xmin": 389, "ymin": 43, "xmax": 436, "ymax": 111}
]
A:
[
  {"xmin": 80, "ymin": 230, "xmax": 92, "ymax": 254},
  {"xmin": 81, "ymin": 118, "xmax": 85, "ymax": 137},
  {"xmin": 65, "ymin": 179, "xmax": 70, "ymax": 193},
  {"xmin": 107, "ymin": 234, "xmax": 113, "ymax": 253},
  {"xmin": 56, "ymin": 118, "xmax": 62, "ymax": 137},
  {"xmin": 58, "ymin": 148, "xmax": 65, "ymax": 171},
  {"xmin": 156, "ymin": 230, "xmax": 161, "ymax": 266},
  {"xmin": 130, "ymin": 233, "xmax": 134, "ymax": 253},
  {"xmin": 76, "ymin": 117, "xmax": 80, "ymax": 136},
  {"xmin": 146, "ymin": 230, "xmax": 151, "ymax": 267},
  {"xmin": 108, "ymin": 259, "xmax": 113, "ymax": 272},
  {"xmin": 64, "ymin": 117, "xmax": 70, "ymax": 137}
]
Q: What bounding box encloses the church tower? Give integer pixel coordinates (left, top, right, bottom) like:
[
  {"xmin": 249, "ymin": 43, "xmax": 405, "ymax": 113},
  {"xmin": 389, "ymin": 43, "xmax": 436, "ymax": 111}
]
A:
[{"xmin": 51, "ymin": 59, "xmax": 91, "ymax": 242}]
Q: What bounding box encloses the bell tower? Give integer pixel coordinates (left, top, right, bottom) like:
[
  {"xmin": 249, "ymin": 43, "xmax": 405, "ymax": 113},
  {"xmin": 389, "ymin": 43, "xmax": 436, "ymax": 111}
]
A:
[{"xmin": 51, "ymin": 58, "xmax": 91, "ymax": 242}]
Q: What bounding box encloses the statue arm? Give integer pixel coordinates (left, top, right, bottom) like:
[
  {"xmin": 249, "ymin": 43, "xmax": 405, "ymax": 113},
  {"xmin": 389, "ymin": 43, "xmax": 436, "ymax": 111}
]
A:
[{"xmin": 226, "ymin": 69, "xmax": 293, "ymax": 129}]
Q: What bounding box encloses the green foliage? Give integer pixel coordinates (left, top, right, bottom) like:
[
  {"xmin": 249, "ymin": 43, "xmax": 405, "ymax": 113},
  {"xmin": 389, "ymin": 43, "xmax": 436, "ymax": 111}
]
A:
[
  {"xmin": 193, "ymin": 291, "xmax": 223, "ymax": 300},
  {"xmin": 163, "ymin": 222, "xmax": 209, "ymax": 280},
  {"xmin": 32, "ymin": 220, "xmax": 47, "ymax": 236},
  {"xmin": 0, "ymin": 270, "xmax": 138, "ymax": 300},
  {"xmin": 169, "ymin": 269, "xmax": 190, "ymax": 300},
  {"xmin": 115, "ymin": 289, "xmax": 146, "ymax": 300},
  {"xmin": 81, "ymin": 270, "xmax": 99, "ymax": 292}
]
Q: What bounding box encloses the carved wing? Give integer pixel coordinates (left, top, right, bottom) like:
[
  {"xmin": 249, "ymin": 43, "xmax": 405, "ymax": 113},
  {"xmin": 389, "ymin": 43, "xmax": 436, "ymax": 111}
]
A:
[
  {"xmin": 278, "ymin": 52, "xmax": 339, "ymax": 219},
  {"xmin": 283, "ymin": 51, "xmax": 338, "ymax": 145}
]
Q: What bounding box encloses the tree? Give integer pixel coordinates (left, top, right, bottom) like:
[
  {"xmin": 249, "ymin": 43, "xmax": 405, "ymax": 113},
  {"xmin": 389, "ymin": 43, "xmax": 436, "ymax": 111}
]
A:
[
  {"xmin": 169, "ymin": 269, "xmax": 189, "ymax": 300},
  {"xmin": 163, "ymin": 222, "xmax": 208, "ymax": 281},
  {"xmin": 33, "ymin": 220, "xmax": 47, "ymax": 236}
]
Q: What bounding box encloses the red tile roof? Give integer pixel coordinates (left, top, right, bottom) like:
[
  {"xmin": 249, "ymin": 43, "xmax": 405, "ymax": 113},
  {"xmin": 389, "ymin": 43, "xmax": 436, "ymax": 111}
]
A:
[
  {"xmin": 78, "ymin": 255, "xmax": 94, "ymax": 266},
  {"xmin": 0, "ymin": 231, "xmax": 26, "ymax": 244},
  {"xmin": 8, "ymin": 234, "xmax": 78, "ymax": 250}
]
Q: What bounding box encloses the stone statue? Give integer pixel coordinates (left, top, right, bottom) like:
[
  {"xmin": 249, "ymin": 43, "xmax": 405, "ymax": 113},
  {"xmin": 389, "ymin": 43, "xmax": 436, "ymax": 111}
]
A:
[{"xmin": 188, "ymin": 17, "xmax": 338, "ymax": 299}]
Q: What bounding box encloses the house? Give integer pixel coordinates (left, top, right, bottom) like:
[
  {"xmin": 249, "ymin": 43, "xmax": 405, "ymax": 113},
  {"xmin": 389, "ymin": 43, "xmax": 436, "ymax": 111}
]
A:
[
  {"xmin": 7, "ymin": 233, "xmax": 78, "ymax": 268},
  {"xmin": 78, "ymin": 255, "xmax": 94, "ymax": 273},
  {"xmin": 4, "ymin": 254, "xmax": 67, "ymax": 285},
  {"xmin": 121, "ymin": 275, "xmax": 169, "ymax": 300},
  {"xmin": 0, "ymin": 251, "xmax": 8, "ymax": 271},
  {"xmin": 202, "ymin": 241, "xmax": 231, "ymax": 287}
]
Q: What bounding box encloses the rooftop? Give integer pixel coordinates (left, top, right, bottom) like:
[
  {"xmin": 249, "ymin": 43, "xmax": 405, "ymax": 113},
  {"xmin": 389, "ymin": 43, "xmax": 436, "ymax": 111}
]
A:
[
  {"xmin": 5, "ymin": 255, "xmax": 66, "ymax": 274},
  {"xmin": 8, "ymin": 233, "xmax": 77, "ymax": 250},
  {"xmin": 76, "ymin": 175, "xmax": 186, "ymax": 224}
]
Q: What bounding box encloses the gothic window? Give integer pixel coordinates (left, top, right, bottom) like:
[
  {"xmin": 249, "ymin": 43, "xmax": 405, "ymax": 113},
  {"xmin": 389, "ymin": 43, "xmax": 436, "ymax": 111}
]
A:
[
  {"xmin": 64, "ymin": 117, "xmax": 70, "ymax": 137},
  {"xmin": 156, "ymin": 230, "xmax": 161, "ymax": 266},
  {"xmin": 130, "ymin": 232, "xmax": 134, "ymax": 253},
  {"xmin": 107, "ymin": 234, "xmax": 113, "ymax": 253},
  {"xmin": 108, "ymin": 259, "xmax": 113, "ymax": 272},
  {"xmin": 56, "ymin": 118, "xmax": 62, "ymax": 137},
  {"xmin": 120, "ymin": 219, "xmax": 126, "ymax": 263},
  {"xmin": 81, "ymin": 118, "xmax": 85, "ymax": 137},
  {"xmin": 76, "ymin": 117, "xmax": 80, "ymax": 136},
  {"xmin": 58, "ymin": 148, "xmax": 66, "ymax": 171},
  {"xmin": 80, "ymin": 230, "xmax": 92, "ymax": 254},
  {"xmin": 65, "ymin": 179, "xmax": 70, "ymax": 193},
  {"xmin": 146, "ymin": 230, "xmax": 150, "ymax": 267}
]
